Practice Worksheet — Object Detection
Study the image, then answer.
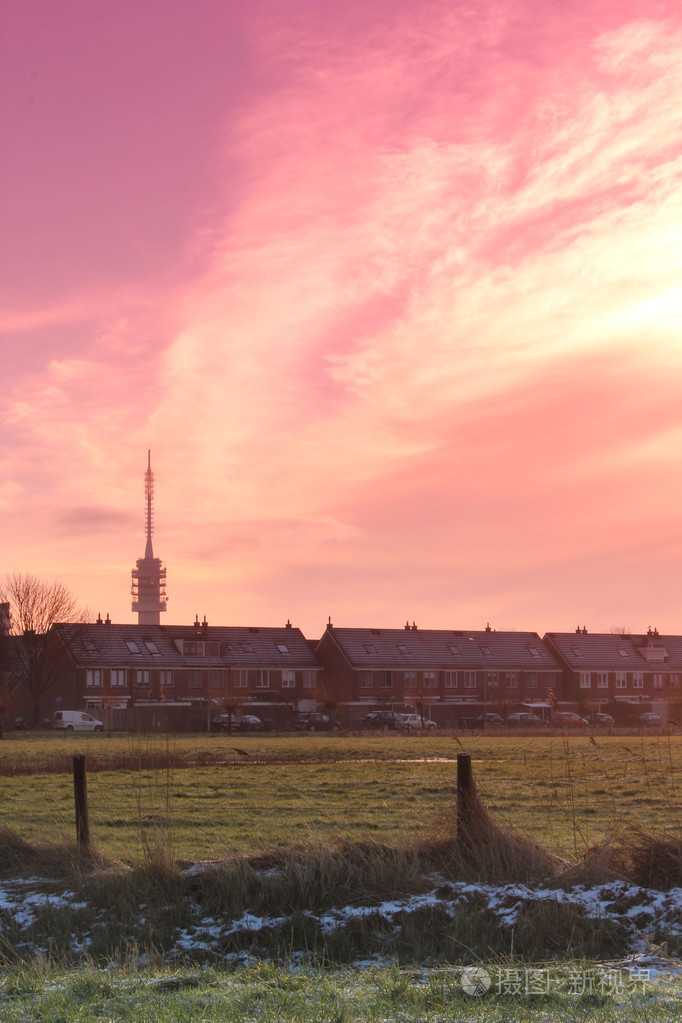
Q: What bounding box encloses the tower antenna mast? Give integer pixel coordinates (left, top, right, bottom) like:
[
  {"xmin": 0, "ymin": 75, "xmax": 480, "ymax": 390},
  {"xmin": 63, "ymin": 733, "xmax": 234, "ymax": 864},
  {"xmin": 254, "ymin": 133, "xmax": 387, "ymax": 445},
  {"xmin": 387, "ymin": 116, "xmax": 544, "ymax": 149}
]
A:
[{"xmin": 144, "ymin": 449, "xmax": 154, "ymax": 558}]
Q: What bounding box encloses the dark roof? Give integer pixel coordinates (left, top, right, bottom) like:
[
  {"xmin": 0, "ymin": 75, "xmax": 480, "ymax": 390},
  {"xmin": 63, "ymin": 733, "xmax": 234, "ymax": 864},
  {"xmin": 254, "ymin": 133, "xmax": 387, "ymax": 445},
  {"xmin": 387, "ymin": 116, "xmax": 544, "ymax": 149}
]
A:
[
  {"xmin": 319, "ymin": 627, "xmax": 560, "ymax": 670},
  {"xmin": 52, "ymin": 622, "xmax": 320, "ymax": 669},
  {"xmin": 0, "ymin": 635, "xmax": 26, "ymax": 676},
  {"xmin": 543, "ymin": 632, "xmax": 682, "ymax": 670}
]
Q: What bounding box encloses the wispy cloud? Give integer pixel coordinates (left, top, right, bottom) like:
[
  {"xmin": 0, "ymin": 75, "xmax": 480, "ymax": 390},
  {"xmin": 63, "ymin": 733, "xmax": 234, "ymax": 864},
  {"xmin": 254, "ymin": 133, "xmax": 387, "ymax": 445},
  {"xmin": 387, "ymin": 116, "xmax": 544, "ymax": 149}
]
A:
[{"xmin": 1, "ymin": 1, "xmax": 681, "ymax": 631}]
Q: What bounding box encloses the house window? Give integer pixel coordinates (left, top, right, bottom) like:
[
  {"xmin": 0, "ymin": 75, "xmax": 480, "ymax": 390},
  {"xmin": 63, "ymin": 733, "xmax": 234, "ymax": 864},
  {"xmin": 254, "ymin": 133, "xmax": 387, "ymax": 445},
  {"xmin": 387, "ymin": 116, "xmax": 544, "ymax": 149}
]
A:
[
  {"xmin": 596, "ymin": 672, "xmax": 609, "ymax": 689},
  {"xmin": 276, "ymin": 643, "xmax": 290, "ymax": 654},
  {"xmin": 363, "ymin": 644, "xmax": 377, "ymax": 654},
  {"xmin": 404, "ymin": 671, "xmax": 416, "ymax": 687},
  {"xmin": 358, "ymin": 670, "xmax": 373, "ymax": 689},
  {"xmin": 633, "ymin": 672, "xmax": 644, "ymax": 689},
  {"xmin": 187, "ymin": 670, "xmax": 202, "ymax": 689},
  {"xmin": 653, "ymin": 673, "xmax": 664, "ymax": 689},
  {"xmin": 302, "ymin": 670, "xmax": 316, "ymax": 689},
  {"xmin": 397, "ymin": 644, "xmax": 410, "ymax": 655},
  {"xmin": 448, "ymin": 644, "xmax": 462, "ymax": 656},
  {"xmin": 183, "ymin": 641, "xmax": 204, "ymax": 656},
  {"xmin": 110, "ymin": 669, "xmax": 126, "ymax": 687},
  {"xmin": 444, "ymin": 671, "xmax": 457, "ymax": 688},
  {"xmin": 423, "ymin": 671, "xmax": 437, "ymax": 688},
  {"xmin": 135, "ymin": 670, "xmax": 150, "ymax": 688},
  {"xmin": 571, "ymin": 647, "xmax": 585, "ymax": 658},
  {"xmin": 251, "ymin": 670, "xmax": 269, "ymax": 689},
  {"xmin": 479, "ymin": 646, "xmax": 493, "ymax": 657},
  {"xmin": 86, "ymin": 669, "xmax": 102, "ymax": 687},
  {"xmin": 527, "ymin": 646, "xmax": 541, "ymax": 659},
  {"xmin": 233, "ymin": 669, "xmax": 248, "ymax": 688},
  {"xmin": 671, "ymin": 674, "xmax": 681, "ymax": 689},
  {"xmin": 526, "ymin": 672, "xmax": 537, "ymax": 689},
  {"xmin": 144, "ymin": 640, "xmax": 160, "ymax": 656},
  {"xmin": 209, "ymin": 669, "xmax": 225, "ymax": 687},
  {"xmin": 579, "ymin": 672, "xmax": 591, "ymax": 688},
  {"xmin": 160, "ymin": 669, "xmax": 173, "ymax": 688},
  {"xmin": 463, "ymin": 671, "xmax": 477, "ymax": 689},
  {"xmin": 240, "ymin": 643, "xmax": 255, "ymax": 654},
  {"xmin": 505, "ymin": 672, "xmax": 518, "ymax": 688},
  {"xmin": 125, "ymin": 640, "xmax": 141, "ymax": 654},
  {"xmin": 616, "ymin": 672, "xmax": 627, "ymax": 689},
  {"xmin": 282, "ymin": 670, "xmax": 296, "ymax": 688},
  {"xmin": 486, "ymin": 672, "xmax": 499, "ymax": 688},
  {"xmin": 381, "ymin": 670, "xmax": 392, "ymax": 689}
]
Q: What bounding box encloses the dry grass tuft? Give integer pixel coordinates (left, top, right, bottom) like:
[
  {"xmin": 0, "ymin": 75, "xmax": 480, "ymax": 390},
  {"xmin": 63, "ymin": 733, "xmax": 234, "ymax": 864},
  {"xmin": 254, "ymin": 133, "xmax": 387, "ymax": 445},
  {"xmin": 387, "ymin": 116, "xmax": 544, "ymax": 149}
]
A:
[
  {"xmin": 554, "ymin": 839, "xmax": 627, "ymax": 887},
  {"xmin": 621, "ymin": 828, "xmax": 682, "ymax": 890},
  {"xmin": 0, "ymin": 827, "xmax": 108, "ymax": 880},
  {"xmin": 422, "ymin": 774, "xmax": 563, "ymax": 884}
]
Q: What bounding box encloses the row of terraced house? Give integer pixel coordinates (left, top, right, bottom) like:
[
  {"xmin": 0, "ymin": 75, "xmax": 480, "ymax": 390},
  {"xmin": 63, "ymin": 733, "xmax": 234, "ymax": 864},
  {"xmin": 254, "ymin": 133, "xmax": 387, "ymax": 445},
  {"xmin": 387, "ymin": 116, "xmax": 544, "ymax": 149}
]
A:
[{"xmin": 3, "ymin": 611, "xmax": 682, "ymax": 730}]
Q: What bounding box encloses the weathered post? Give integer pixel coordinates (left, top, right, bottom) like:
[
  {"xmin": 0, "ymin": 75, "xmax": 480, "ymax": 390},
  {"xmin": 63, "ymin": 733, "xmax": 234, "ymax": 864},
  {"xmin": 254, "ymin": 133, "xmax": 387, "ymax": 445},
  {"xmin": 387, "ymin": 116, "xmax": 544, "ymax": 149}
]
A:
[
  {"xmin": 456, "ymin": 752, "xmax": 474, "ymax": 847},
  {"xmin": 72, "ymin": 754, "xmax": 90, "ymax": 850}
]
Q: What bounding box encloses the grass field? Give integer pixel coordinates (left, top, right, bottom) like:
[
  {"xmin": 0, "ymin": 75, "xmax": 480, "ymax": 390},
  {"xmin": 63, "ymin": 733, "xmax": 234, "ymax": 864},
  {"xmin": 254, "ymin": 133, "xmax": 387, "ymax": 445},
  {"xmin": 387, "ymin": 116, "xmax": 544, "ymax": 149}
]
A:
[
  {"xmin": 3, "ymin": 731, "xmax": 682, "ymax": 1015},
  {"xmin": 1, "ymin": 732, "xmax": 681, "ymax": 863},
  {"xmin": 1, "ymin": 959, "xmax": 680, "ymax": 1023}
]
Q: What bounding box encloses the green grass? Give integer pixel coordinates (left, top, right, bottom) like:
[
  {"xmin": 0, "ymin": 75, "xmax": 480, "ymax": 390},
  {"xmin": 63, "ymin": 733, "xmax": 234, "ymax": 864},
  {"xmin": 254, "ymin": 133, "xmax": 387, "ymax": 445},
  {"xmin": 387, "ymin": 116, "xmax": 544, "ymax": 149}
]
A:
[
  {"xmin": 1, "ymin": 733, "xmax": 682, "ymax": 863},
  {"xmin": 0, "ymin": 959, "xmax": 679, "ymax": 1022}
]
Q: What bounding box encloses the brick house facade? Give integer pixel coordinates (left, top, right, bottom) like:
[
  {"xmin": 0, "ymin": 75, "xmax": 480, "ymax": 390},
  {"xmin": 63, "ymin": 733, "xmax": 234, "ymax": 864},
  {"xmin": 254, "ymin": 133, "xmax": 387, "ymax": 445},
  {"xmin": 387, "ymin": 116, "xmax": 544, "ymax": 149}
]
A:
[
  {"xmin": 50, "ymin": 617, "xmax": 321, "ymax": 731},
  {"xmin": 315, "ymin": 623, "xmax": 562, "ymax": 726},
  {"xmin": 542, "ymin": 628, "xmax": 682, "ymax": 722}
]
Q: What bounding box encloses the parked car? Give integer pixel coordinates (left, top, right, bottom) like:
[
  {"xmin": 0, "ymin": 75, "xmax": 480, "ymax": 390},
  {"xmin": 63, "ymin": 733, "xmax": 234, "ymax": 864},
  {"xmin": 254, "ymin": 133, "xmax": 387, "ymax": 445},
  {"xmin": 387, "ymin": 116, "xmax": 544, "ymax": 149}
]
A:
[
  {"xmin": 398, "ymin": 713, "xmax": 437, "ymax": 732},
  {"xmin": 237, "ymin": 716, "xmax": 263, "ymax": 732},
  {"xmin": 551, "ymin": 712, "xmax": 588, "ymax": 728},
  {"xmin": 293, "ymin": 712, "xmax": 339, "ymax": 732},
  {"xmin": 639, "ymin": 712, "xmax": 663, "ymax": 727},
  {"xmin": 506, "ymin": 712, "xmax": 543, "ymax": 727},
  {"xmin": 52, "ymin": 710, "xmax": 104, "ymax": 732},
  {"xmin": 213, "ymin": 716, "xmax": 240, "ymax": 732},
  {"xmin": 587, "ymin": 712, "xmax": 615, "ymax": 727},
  {"xmin": 362, "ymin": 710, "xmax": 401, "ymax": 729},
  {"xmin": 473, "ymin": 712, "xmax": 504, "ymax": 727}
]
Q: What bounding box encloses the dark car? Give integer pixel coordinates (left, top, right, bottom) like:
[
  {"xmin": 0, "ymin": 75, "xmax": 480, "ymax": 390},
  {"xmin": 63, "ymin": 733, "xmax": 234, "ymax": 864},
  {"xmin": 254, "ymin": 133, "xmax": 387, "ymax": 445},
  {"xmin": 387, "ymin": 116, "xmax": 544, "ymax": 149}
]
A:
[
  {"xmin": 587, "ymin": 712, "xmax": 615, "ymax": 727},
  {"xmin": 506, "ymin": 712, "xmax": 544, "ymax": 727},
  {"xmin": 639, "ymin": 712, "xmax": 663, "ymax": 727},
  {"xmin": 211, "ymin": 713, "xmax": 263, "ymax": 733},
  {"xmin": 362, "ymin": 710, "xmax": 401, "ymax": 729},
  {"xmin": 474, "ymin": 712, "xmax": 503, "ymax": 727},
  {"xmin": 239, "ymin": 714, "xmax": 264, "ymax": 732},
  {"xmin": 293, "ymin": 712, "xmax": 338, "ymax": 732}
]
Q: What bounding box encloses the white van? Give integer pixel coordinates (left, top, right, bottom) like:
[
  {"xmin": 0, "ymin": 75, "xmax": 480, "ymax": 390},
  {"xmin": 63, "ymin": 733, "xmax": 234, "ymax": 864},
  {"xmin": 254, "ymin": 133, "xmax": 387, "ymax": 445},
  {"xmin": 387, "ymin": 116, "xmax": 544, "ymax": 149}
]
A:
[{"xmin": 52, "ymin": 710, "xmax": 104, "ymax": 732}]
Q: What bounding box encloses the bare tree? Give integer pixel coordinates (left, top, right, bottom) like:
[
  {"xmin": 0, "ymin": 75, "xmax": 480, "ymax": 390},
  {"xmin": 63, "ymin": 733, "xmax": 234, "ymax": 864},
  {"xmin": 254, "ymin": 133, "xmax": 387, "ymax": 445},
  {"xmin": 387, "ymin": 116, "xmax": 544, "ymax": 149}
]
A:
[{"xmin": 0, "ymin": 573, "xmax": 88, "ymax": 725}]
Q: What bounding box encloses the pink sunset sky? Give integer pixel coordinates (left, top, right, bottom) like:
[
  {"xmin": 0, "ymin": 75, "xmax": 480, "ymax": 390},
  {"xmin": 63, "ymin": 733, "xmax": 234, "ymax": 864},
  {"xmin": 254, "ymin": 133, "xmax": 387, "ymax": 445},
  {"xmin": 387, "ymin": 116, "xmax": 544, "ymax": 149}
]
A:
[{"xmin": 1, "ymin": 0, "xmax": 681, "ymax": 638}]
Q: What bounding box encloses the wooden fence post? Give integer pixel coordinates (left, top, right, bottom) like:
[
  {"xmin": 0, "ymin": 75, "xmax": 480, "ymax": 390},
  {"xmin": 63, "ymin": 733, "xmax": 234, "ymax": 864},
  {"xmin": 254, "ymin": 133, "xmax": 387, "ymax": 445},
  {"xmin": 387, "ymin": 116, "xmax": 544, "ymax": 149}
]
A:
[
  {"xmin": 456, "ymin": 752, "xmax": 474, "ymax": 846},
  {"xmin": 72, "ymin": 754, "xmax": 90, "ymax": 850}
]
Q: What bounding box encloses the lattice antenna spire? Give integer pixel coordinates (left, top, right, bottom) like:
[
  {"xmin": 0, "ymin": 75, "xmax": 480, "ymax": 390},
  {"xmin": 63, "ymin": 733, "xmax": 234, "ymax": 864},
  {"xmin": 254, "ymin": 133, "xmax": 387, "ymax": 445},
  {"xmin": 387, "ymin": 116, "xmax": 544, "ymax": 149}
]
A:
[{"xmin": 144, "ymin": 449, "xmax": 154, "ymax": 558}]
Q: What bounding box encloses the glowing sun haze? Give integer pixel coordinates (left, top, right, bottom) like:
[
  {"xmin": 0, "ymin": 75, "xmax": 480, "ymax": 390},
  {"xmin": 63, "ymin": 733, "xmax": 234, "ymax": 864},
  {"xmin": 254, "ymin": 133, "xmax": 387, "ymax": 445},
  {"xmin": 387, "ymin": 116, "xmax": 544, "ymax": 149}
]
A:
[{"xmin": 1, "ymin": 0, "xmax": 681, "ymax": 637}]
